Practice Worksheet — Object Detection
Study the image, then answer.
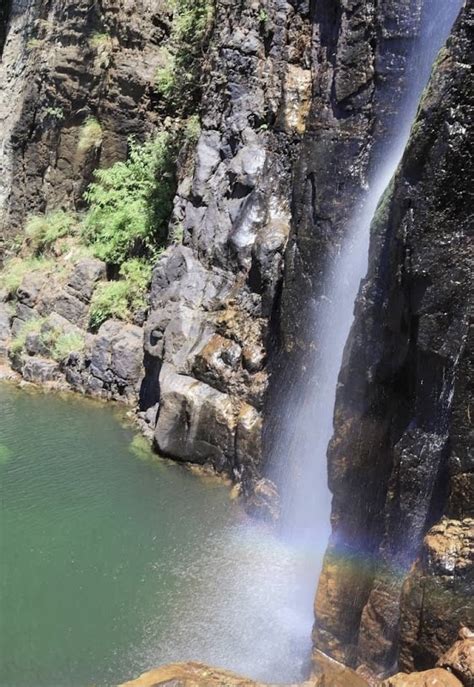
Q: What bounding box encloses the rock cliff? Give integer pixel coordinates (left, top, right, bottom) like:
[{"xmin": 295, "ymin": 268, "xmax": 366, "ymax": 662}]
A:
[
  {"xmin": 314, "ymin": 2, "xmax": 473, "ymax": 675},
  {"xmin": 0, "ymin": 0, "xmax": 441, "ymax": 498},
  {"xmin": 0, "ymin": 0, "xmax": 471, "ymax": 681}
]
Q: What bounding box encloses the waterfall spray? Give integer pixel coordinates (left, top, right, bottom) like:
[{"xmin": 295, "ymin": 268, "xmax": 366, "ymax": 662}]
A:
[{"xmin": 266, "ymin": 0, "xmax": 464, "ymax": 625}]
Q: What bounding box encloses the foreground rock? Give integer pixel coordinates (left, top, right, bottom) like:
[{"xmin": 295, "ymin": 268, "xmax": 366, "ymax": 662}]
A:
[
  {"xmin": 119, "ymin": 642, "xmax": 474, "ymax": 687},
  {"xmin": 118, "ymin": 656, "xmax": 369, "ymax": 687},
  {"xmin": 381, "ymin": 670, "xmax": 463, "ymax": 687}
]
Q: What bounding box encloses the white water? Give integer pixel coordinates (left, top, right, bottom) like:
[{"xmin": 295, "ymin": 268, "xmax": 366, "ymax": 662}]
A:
[
  {"xmin": 264, "ymin": 0, "xmax": 464, "ymax": 659},
  {"xmin": 177, "ymin": 4, "xmax": 466, "ymax": 683}
]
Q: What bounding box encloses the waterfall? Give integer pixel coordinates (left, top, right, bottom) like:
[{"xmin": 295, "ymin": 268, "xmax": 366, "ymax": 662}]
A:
[{"xmin": 266, "ymin": 0, "xmax": 464, "ymax": 612}]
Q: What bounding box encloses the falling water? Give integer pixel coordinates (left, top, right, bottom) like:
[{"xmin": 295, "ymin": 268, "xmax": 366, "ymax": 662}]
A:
[{"xmin": 266, "ymin": 0, "xmax": 463, "ymax": 613}]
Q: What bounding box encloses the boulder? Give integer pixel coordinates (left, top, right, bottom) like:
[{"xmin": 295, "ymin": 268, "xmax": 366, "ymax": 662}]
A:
[
  {"xmin": 67, "ymin": 257, "xmax": 106, "ymax": 302},
  {"xmin": 154, "ymin": 363, "xmax": 236, "ymax": 471},
  {"xmin": 436, "ymin": 628, "xmax": 474, "ymax": 687},
  {"xmin": 381, "ymin": 669, "xmax": 463, "ymax": 687},
  {"xmin": 87, "ymin": 320, "xmax": 143, "ymax": 393},
  {"xmin": 21, "ymin": 357, "xmax": 60, "ymax": 383},
  {"xmin": 47, "ymin": 289, "xmax": 89, "ymax": 327},
  {"xmin": 16, "ymin": 271, "xmax": 48, "ymax": 307},
  {"xmin": 399, "ymin": 519, "xmax": 474, "ymax": 672}
]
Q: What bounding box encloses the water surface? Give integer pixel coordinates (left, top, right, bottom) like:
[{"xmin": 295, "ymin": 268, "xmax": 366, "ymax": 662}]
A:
[{"xmin": 0, "ymin": 384, "xmax": 317, "ymax": 686}]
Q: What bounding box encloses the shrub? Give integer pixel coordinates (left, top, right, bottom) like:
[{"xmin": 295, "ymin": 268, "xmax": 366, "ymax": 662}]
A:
[
  {"xmin": 155, "ymin": 49, "xmax": 175, "ymax": 98},
  {"xmin": 120, "ymin": 258, "xmax": 153, "ymax": 310},
  {"xmin": 45, "ymin": 106, "xmax": 64, "ymax": 120},
  {"xmin": 25, "ymin": 210, "xmax": 76, "ymax": 253},
  {"xmin": 27, "ymin": 38, "xmax": 44, "ymax": 50},
  {"xmin": 0, "ymin": 257, "xmax": 53, "ymax": 297},
  {"xmin": 155, "ymin": 0, "xmax": 213, "ymax": 113},
  {"xmin": 77, "ymin": 117, "xmax": 103, "ymax": 153},
  {"xmin": 51, "ymin": 331, "xmax": 85, "ymax": 362},
  {"xmin": 184, "ymin": 114, "xmax": 201, "ymax": 144},
  {"xmin": 88, "ymin": 258, "xmax": 152, "ymax": 329},
  {"xmin": 82, "ymin": 134, "xmax": 176, "ymax": 265},
  {"xmin": 89, "ymin": 32, "xmax": 111, "ymax": 49},
  {"xmin": 89, "ymin": 281, "xmax": 130, "ymax": 330},
  {"xmin": 10, "ymin": 317, "xmax": 45, "ymax": 355}
]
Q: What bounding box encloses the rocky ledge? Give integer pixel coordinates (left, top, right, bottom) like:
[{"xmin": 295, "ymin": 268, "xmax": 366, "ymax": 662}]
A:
[{"xmin": 119, "ymin": 632, "xmax": 474, "ymax": 687}]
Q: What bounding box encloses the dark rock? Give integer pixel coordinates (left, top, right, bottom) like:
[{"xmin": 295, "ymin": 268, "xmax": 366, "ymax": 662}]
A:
[
  {"xmin": 22, "ymin": 357, "xmax": 60, "ymax": 383},
  {"xmin": 314, "ymin": 5, "xmax": 472, "ymax": 673},
  {"xmin": 67, "ymin": 257, "xmax": 106, "ymax": 302},
  {"xmin": 0, "ymin": 302, "xmax": 12, "ymax": 355}
]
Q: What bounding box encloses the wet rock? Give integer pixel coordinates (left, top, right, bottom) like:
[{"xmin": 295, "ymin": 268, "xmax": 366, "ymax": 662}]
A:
[
  {"xmin": 119, "ymin": 661, "xmax": 271, "ymax": 686},
  {"xmin": 119, "ymin": 659, "xmax": 370, "ymax": 687},
  {"xmin": 436, "ymin": 628, "xmax": 474, "ymax": 687},
  {"xmin": 399, "ymin": 519, "xmax": 474, "ymax": 674},
  {"xmin": 314, "ymin": 6, "xmax": 472, "ymax": 671},
  {"xmin": 381, "ymin": 669, "xmax": 463, "ymax": 687}
]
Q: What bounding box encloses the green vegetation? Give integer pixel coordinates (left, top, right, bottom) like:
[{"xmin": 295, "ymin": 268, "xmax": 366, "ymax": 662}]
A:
[
  {"xmin": 25, "ymin": 210, "xmax": 76, "ymax": 254},
  {"xmin": 45, "ymin": 106, "xmax": 64, "ymax": 120},
  {"xmin": 258, "ymin": 9, "xmax": 268, "ymax": 23},
  {"xmin": 89, "ymin": 32, "xmax": 111, "ymax": 49},
  {"xmin": 10, "ymin": 317, "xmax": 45, "ymax": 355},
  {"xmin": 129, "ymin": 434, "xmax": 157, "ymax": 462},
  {"xmin": 82, "ymin": 133, "xmax": 176, "ymax": 265},
  {"xmin": 51, "ymin": 331, "xmax": 85, "ymax": 362},
  {"xmin": 27, "ymin": 37, "xmax": 44, "ymax": 50},
  {"xmin": 77, "ymin": 117, "xmax": 103, "ymax": 153},
  {"xmin": 154, "ymin": 0, "xmax": 213, "ymax": 113},
  {"xmin": 89, "ymin": 258, "xmax": 152, "ymax": 329},
  {"xmin": 89, "ymin": 32, "xmax": 113, "ymax": 68},
  {"xmin": 184, "ymin": 114, "xmax": 201, "ymax": 144},
  {"xmin": 89, "ymin": 281, "xmax": 130, "ymax": 329},
  {"xmin": 155, "ymin": 48, "xmax": 175, "ymax": 100},
  {"xmin": 12, "ymin": 316, "xmax": 85, "ymax": 362},
  {"xmin": 0, "ymin": 257, "xmax": 53, "ymax": 297}
]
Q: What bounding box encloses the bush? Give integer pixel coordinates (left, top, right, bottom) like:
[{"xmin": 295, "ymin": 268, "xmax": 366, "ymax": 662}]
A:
[
  {"xmin": 77, "ymin": 117, "xmax": 103, "ymax": 153},
  {"xmin": 45, "ymin": 106, "xmax": 64, "ymax": 120},
  {"xmin": 82, "ymin": 134, "xmax": 176, "ymax": 265},
  {"xmin": 155, "ymin": 0, "xmax": 213, "ymax": 113},
  {"xmin": 89, "ymin": 32, "xmax": 111, "ymax": 49},
  {"xmin": 119, "ymin": 258, "xmax": 153, "ymax": 308},
  {"xmin": 184, "ymin": 114, "xmax": 201, "ymax": 144},
  {"xmin": 155, "ymin": 49, "xmax": 175, "ymax": 99},
  {"xmin": 89, "ymin": 258, "xmax": 152, "ymax": 329},
  {"xmin": 89, "ymin": 281, "xmax": 130, "ymax": 330},
  {"xmin": 25, "ymin": 211, "xmax": 76, "ymax": 254},
  {"xmin": 51, "ymin": 331, "xmax": 85, "ymax": 362},
  {"xmin": 0, "ymin": 257, "xmax": 53, "ymax": 297}
]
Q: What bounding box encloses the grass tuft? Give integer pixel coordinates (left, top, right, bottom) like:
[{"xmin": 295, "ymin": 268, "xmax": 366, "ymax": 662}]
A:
[{"xmin": 78, "ymin": 117, "xmax": 103, "ymax": 153}]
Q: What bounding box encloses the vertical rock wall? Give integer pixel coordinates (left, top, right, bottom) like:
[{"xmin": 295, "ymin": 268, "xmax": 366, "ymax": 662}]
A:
[
  {"xmin": 0, "ymin": 0, "xmax": 169, "ymax": 248},
  {"xmin": 146, "ymin": 0, "xmax": 313, "ymax": 496},
  {"xmin": 314, "ymin": 3, "xmax": 473, "ymax": 674}
]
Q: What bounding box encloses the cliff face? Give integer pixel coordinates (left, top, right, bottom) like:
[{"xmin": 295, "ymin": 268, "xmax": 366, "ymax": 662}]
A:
[
  {"xmin": 0, "ymin": 1, "xmax": 471, "ymax": 678},
  {"xmin": 0, "ymin": 0, "xmax": 166, "ymax": 245},
  {"xmin": 314, "ymin": 3, "xmax": 473, "ymax": 674},
  {"xmin": 0, "ymin": 0, "xmax": 432, "ymax": 498}
]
